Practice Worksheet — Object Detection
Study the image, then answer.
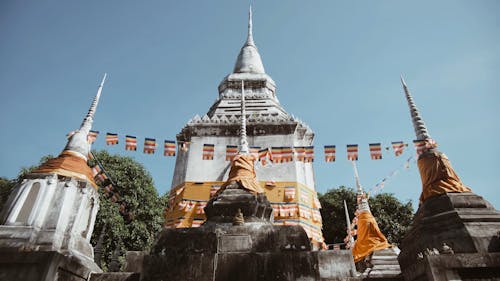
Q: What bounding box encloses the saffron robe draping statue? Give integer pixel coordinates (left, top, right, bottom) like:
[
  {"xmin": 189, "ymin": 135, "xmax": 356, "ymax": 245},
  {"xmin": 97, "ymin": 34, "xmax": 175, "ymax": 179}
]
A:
[
  {"xmin": 351, "ymin": 210, "xmax": 391, "ymax": 262},
  {"xmin": 221, "ymin": 154, "xmax": 264, "ymax": 194},
  {"xmin": 417, "ymin": 149, "xmax": 471, "ymax": 205}
]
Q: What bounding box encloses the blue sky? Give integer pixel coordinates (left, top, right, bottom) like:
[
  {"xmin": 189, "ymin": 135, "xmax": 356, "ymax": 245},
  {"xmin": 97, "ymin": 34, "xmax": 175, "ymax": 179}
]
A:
[{"xmin": 1, "ymin": 1, "xmax": 499, "ymax": 209}]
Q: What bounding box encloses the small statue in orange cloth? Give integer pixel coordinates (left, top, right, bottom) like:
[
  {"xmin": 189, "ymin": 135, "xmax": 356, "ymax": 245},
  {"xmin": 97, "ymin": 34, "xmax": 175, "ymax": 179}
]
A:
[
  {"xmin": 221, "ymin": 153, "xmax": 264, "ymax": 194},
  {"xmin": 349, "ymin": 161, "xmax": 391, "ymax": 263},
  {"xmin": 416, "ymin": 139, "xmax": 471, "ymax": 205},
  {"xmin": 401, "ymin": 76, "xmax": 472, "ymax": 205},
  {"xmin": 351, "ymin": 194, "xmax": 391, "ymax": 262}
]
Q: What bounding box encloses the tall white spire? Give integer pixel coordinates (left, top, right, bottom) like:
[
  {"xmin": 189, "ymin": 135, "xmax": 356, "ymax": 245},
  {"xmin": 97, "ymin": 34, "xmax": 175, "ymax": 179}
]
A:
[
  {"xmin": 80, "ymin": 73, "xmax": 107, "ymax": 134},
  {"xmin": 246, "ymin": 5, "xmax": 255, "ymax": 47},
  {"xmin": 401, "ymin": 75, "xmax": 431, "ymax": 140},
  {"xmin": 239, "ymin": 80, "xmax": 249, "ymax": 154},
  {"xmin": 233, "ymin": 6, "xmax": 265, "ymax": 74},
  {"xmin": 63, "ymin": 74, "xmax": 107, "ymax": 160},
  {"xmin": 352, "ymin": 160, "xmax": 370, "ymax": 213},
  {"xmin": 351, "ymin": 160, "xmax": 363, "ymax": 194}
]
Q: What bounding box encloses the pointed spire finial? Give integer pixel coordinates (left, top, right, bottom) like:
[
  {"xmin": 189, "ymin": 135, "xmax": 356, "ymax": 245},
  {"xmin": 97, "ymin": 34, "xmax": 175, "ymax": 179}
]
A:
[
  {"xmin": 400, "ymin": 75, "xmax": 431, "ymax": 140},
  {"xmin": 63, "ymin": 73, "xmax": 107, "ymax": 160},
  {"xmin": 239, "ymin": 80, "xmax": 249, "ymax": 154},
  {"xmin": 351, "ymin": 160, "xmax": 363, "ymax": 194},
  {"xmin": 344, "ymin": 200, "xmax": 355, "ymax": 245},
  {"xmin": 246, "ymin": 5, "xmax": 255, "ymax": 46},
  {"xmin": 80, "ymin": 73, "xmax": 107, "ymax": 134}
]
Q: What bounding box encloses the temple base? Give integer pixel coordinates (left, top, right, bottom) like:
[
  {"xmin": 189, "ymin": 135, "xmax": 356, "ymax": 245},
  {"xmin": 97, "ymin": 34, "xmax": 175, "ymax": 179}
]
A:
[
  {"xmin": 0, "ymin": 250, "xmax": 101, "ymax": 281},
  {"xmin": 398, "ymin": 192, "xmax": 500, "ymax": 280}
]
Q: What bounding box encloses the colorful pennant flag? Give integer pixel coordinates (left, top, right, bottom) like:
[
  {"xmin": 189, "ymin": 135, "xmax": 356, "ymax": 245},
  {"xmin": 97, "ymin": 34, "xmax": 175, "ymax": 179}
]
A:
[
  {"xmin": 88, "ymin": 130, "xmax": 99, "ymax": 144},
  {"xmin": 369, "ymin": 143, "xmax": 382, "ymax": 160},
  {"xmin": 125, "ymin": 135, "xmax": 137, "ymax": 151},
  {"xmin": 324, "ymin": 145, "xmax": 336, "ymax": 162},
  {"xmin": 347, "ymin": 144, "xmax": 359, "ymax": 161},
  {"xmin": 143, "ymin": 138, "xmax": 156, "ymax": 154},
  {"xmin": 106, "ymin": 133, "xmax": 119, "ymax": 145},
  {"xmin": 413, "ymin": 140, "xmax": 426, "ymax": 155},
  {"xmin": 250, "ymin": 146, "xmax": 260, "ymax": 159},
  {"xmin": 304, "ymin": 146, "xmax": 314, "ymax": 163},
  {"xmin": 92, "ymin": 165, "xmax": 101, "ymax": 177},
  {"xmin": 294, "ymin": 146, "xmax": 305, "ymax": 162},
  {"xmin": 210, "ymin": 185, "xmax": 221, "ymax": 197},
  {"xmin": 282, "ymin": 147, "xmax": 293, "ymax": 162},
  {"xmin": 95, "ymin": 172, "xmax": 108, "ymax": 184},
  {"xmin": 271, "ymin": 147, "xmax": 282, "ymax": 163},
  {"xmin": 104, "ymin": 184, "xmax": 113, "ymax": 193},
  {"xmin": 164, "ymin": 140, "xmax": 176, "ymax": 156},
  {"xmin": 284, "ymin": 187, "xmax": 296, "ymax": 200},
  {"xmin": 225, "ymin": 145, "xmax": 238, "ymax": 161},
  {"xmin": 258, "ymin": 148, "xmax": 270, "ymax": 165},
  {"xmin": 391, "ymin": 141, "xmax": 405, "ymax": 156},
  {"xmin": 202, "ymin": 144, "xmax": 215, "ymax": 160}
]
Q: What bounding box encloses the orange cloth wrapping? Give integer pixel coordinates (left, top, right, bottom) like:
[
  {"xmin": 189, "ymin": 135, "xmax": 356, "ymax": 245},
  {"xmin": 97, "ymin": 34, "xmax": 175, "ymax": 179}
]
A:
[
  {"xmin": 221, "ymin": 154, "xmax": 264, "ymax": 194},
  {"xmin": 352, "ymin": 211, "xmax": 391, "ymax": 263},
  {"xmin": 32, "ymin": 151, "xmax": 97, "ymax": 188},
  {"xmin": 417, "ymin": 151, "xmax": 471, "ymax": 204}
]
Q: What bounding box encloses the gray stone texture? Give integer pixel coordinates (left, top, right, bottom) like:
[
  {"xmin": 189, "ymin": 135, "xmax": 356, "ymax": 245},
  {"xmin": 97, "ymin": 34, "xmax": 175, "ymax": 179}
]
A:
[
  {"xmin": 139, "ymin": 186, "xmax": 358, "ymax": 281},
  {"xmin": 0, "ymin": 251, "xmax": 101, "ymax": 281},
  {"xmin": 398, "ymin": 192, "xmax": 500, "ymax": 280}
]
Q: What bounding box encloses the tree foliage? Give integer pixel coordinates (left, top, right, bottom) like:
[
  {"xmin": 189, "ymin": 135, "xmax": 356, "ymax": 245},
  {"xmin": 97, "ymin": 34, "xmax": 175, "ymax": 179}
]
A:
[
  {"xmin": 89, "ymin": 150, "xmax": 167, "ymax": 271},
  {"xmin": 0, "ymin": 177, "xmax": 16, "ymax": 210},
  {"xmin": 319, "ymin": 186, "xmax": 414, "ymax": 246}
]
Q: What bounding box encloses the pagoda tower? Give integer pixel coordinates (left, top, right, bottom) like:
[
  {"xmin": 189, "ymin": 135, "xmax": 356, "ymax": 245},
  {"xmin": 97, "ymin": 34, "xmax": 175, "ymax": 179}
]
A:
[
  {"xmin": 0, "ymin": 75, "xmax": 106, "ymax": 280},
  {"xmin": 165, "ymin": 8, "xmax": 324, "ymax": 246},
  {"xmin": 397, "ymin": 77, "xmax": 500, "ymax": 281}
]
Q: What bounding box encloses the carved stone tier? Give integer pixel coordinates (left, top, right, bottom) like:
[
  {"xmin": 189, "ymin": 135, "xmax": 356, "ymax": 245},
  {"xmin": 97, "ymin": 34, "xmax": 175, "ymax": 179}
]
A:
[
  {"xmin": 357, "ymin": 248, "xmax": 402, "ymax": 280},
  {"xmin": 398, "ymin": 192, "xmax": 500, "ymax": 280},
  {"xmin": 204, "ymin": 181, "xmax": 274, "ymax": 223},
  {"xmin": 177, "ymin": 120, "xmax": 314, "ymax": 141}
]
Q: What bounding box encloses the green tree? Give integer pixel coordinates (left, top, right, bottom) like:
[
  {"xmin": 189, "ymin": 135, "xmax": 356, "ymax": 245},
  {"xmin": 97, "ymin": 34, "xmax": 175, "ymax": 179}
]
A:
[
  {"xmin": 319, "ymin": 186, "xmax": 413, "ymax": 246},
  {"xmin": 0, "ymin": 177, "xmax": 16, "ymax": 210},
  {"xmin": 89, "ymin": 150, "xmax": 167, "ymax": 271}
]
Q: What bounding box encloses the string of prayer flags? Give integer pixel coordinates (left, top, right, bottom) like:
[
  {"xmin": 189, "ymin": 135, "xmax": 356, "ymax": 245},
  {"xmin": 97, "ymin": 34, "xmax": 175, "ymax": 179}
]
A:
[
  {"xmin": 284, "ymin": 186, "xmax": 296, "ymax": 200},
  {"xmin": 282, "ymin": 147, "xmax": 293, "ymax": 162},
  {"xmin": 347, "ymin": 144, "xmax": 359, "ymax": 161},
  {"xmin": 413, "ymin": 140, "xmax": 426, "ymax": 155},
  {"xmin": 202, "ymin": 144, "xmax": 215, "ymax": 160},
  {"xmin": 106, "ymin": 133, "xmax": 119, "ymax": 145},
  {"xmin": 258, "ymin": 148, "xmax": 270, "ymax": 165},
  {"xmin": 271, "ymin": 147, "xmax": 282, "ymax": 163},
  {"xmin": 225, "ymin": 145, "xmax": 238, "ymax": 161},
  {"xmin": 125, "ymin": 135, "xmax": 137, "ymax": 151},
  {"xmin": 88, "ymin": 130, "xmax": 99, "ymax": 144},
  {"xmin": 164, "ymin": 140, "xmax": 176, "ymax": 156},
  {"xmin": 324, "ymin": 145, "xmax": 336, "ymax": 162},
  {"xmin": 294, "ymin": 146, "xmax": 305, "ymax": 162},
  {"xmin": 391, "ymin": 141, "xmax": 405, "ymax": 156},
  {"xmin": 143, "ymin": 138, "xmax": 156, "ymax": 154},
  {"xmin": 369, "ymin": 143, "xmax": 382, "ymax": 160},
  {"xmin": 304, "ymin": 146, "xmax": 314, "ymax": 163},
  {"xmin": 250, "ymin": 146, "xmax": 260, "ymax": 158}
]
